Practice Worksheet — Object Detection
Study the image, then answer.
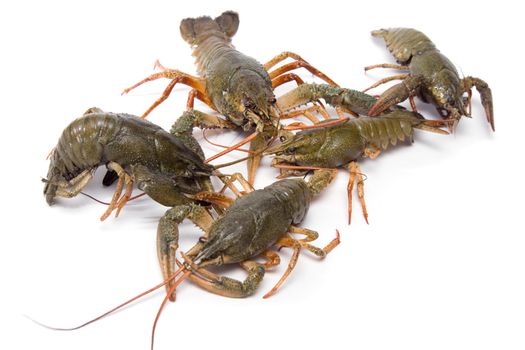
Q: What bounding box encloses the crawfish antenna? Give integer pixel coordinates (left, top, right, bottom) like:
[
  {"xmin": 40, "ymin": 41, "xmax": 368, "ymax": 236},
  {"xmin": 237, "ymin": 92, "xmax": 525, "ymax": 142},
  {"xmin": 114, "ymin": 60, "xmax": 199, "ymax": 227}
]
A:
[
  {"xmin": 205, "ymin": 132, "xmax": 258, "ymax": 163},
  {"xmin": 202, "ymin": 130, "xmax": 253, "ymax": 154},
  {"xmin": 28, "ymin": 267, "xmax": 186, "ymax": 332},
  {"xmin": 79, "ymin": 192, "xmax": 147, "ymax": 206},
  {"xmin": 151, "ymin": 267, "xmax": 191, "ymax": 350}
]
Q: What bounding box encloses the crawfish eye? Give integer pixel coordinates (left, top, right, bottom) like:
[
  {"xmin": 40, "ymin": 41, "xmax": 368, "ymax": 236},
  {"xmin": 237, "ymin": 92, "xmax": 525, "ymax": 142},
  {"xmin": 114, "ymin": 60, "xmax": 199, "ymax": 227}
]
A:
[
  {"xmin": 268, "ymin": 96, "xmax": 277, "ymax": 104},
  {"xmin": 286, "ymin": 147, "xmax": 297, "ymax": 154},
  {"xmin": 279, "ymin": 135, "xmax": 287, "ymax": 142}
]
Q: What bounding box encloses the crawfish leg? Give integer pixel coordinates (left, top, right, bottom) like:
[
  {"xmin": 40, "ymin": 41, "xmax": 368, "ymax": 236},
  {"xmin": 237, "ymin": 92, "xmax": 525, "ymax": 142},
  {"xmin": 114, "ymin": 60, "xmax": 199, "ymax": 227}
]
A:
[
  {"xmin": 261, "ymin": 249, "xmax": 281, "ymax": 269},
  {"xmin": 265, "ymin": 228, "xmax": 341, "ymax": 298},
  {"xmin": 268, "ymin": 61, "xmax": 339, "ymax": 87},
  {"xmin": 157, "ymin": 204, "xmax": 214, "ymax": 301},
  {"xmin": 364, "ymin": 63, "xmax": 409, "ymax": 71},
  {"xmin": 272, "ymin": 73, "xmax": 304, "ymax": 88},
  {"xmin": 219, "ymin": 172, "xmax": 254, "ymax": 197},
  {"xmin": 247, "ymin": 131, "xmax": 273, "ymax": 186},
  {"xmin": 368, "ymin": 75, "xmax": 424, "ymax": 117},
  {"xmin": 186, "ymin": 89, "xmax": 215, "ymax": 110},
  {"xmin": 122, "ymin": 69, "xmax": 207, "ymax": 119},
  {"xmin": 280, "ymin": 105, "xmax": 326, "ymax": 123},
  {"xmin": 100, "ymin": 162, "xmax": 133, "ymax": 221},
  {"xmin": 288, "ymin": 226, "xmax": 341, "ymax": 258},
  {"xmin": 347, "ymin": 161, "xmax": 369, "ymax": 225},
  {"xmin": 263, "ymin": 51, "xmax": 310, "ymax": 70},
  {"xmin": 183, "ymin": 256, "xmax": 265, "ymax": 298},
  {"xmin": 263, "ymin": 234, "xmax": 301, "ymax": 298},
  {"xmin": 114, "ymin": 176, "xmax": 133, "ymax": 218},
  {"xmin": 461, "ymin": 76, "xmax": 494, "ymax": 131},
  {"xmin": 362, "ymin": 74, "xmax": 409, "ymax": 93}
]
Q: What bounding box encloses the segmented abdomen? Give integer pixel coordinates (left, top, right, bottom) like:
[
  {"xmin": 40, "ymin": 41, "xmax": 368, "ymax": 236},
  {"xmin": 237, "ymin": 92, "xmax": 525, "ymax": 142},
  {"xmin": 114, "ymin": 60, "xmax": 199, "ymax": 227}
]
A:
[
  {"xmin": 50, "ymin": 113, "xmax": 122, "ymax": 179},
  {"xmin": 372, "ymin": 28, "xmax": 436, "ymax": 64},
  {"xmin": 192, "ymin": 34, "xmax": 236, "ymax": 76},
  {"xmin": 352, "ymin": 114, "xmax": 415, "ymax": 150}
]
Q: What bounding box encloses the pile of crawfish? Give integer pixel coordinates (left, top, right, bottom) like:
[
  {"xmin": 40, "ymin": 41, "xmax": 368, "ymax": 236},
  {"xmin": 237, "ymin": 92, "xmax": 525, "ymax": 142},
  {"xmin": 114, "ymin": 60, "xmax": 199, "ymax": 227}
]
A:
[{"xmin": 39, "ymin": 11, "xmax": 493, "ymax": 348}]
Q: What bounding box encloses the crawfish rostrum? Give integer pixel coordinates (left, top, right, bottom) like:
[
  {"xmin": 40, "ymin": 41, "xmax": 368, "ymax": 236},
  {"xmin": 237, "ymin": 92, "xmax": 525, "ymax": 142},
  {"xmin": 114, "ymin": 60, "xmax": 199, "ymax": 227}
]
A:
[{"xmin": 38, "ymin": 10, "xmax": 493, "ymax": 347}]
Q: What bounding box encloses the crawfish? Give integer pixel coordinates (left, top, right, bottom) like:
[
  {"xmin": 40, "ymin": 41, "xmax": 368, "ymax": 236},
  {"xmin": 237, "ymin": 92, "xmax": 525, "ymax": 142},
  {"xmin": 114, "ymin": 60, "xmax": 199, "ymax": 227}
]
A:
[
  {"xmin": 44, "ymin": 108, "xmax": 214, "ymax": 215},
  {"xmin": 122, "ymin": 11, "xmax": 337, "ymax": 183},
  {"xmin": 267, "ymin": 95, "xmax": 449, "ymax": 224},
  {"xmin": 363, "ymin": 28, "xmax": 494, "ymax": 131},
  {"xmin": 157, "ymin": 170, "xmax": 340, "ymax": 301}
]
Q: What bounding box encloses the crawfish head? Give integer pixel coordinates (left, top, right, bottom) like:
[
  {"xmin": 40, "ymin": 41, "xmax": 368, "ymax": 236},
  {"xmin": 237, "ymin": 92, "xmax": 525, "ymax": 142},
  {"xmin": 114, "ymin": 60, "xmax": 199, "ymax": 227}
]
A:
[
  {"xmin": 267, "ymin": 130, "xmax": 328, "ymax": 167},
  {"xmin": 224, "ymin": 69, "xmax": 279, "ymax": 131},
  {"xmin": 427, "ymin": 69, "xmax": 466, "ymax": 120}
]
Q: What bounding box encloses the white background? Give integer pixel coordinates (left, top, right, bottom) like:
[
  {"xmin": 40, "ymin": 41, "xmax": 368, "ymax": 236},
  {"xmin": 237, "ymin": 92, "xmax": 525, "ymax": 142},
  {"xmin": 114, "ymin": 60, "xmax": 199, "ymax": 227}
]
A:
[{"xmin": 1, "ymin": 1, "xmax": 523, "ymax": 349}]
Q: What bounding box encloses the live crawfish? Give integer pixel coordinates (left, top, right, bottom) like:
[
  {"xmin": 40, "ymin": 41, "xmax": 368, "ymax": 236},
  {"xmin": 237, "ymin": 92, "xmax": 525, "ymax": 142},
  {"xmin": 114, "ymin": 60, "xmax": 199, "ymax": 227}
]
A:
[
  {"xmin": 122, "ymin": 11, "xmax": 338, "ymax": 183},
  {"xmin": 158, "ymin": 169, "xmax": 340, "ymax": 301},
  {"xmin": 267, "ymin": 85, "xmax": 450, "ymax": 223},
  {"xmin": 363, "ymin": 28, "xmax": 494, "ymax": 131},
  {"xmin": 44, "ymin": 108, "xmax": 215, "ymax": 216}
]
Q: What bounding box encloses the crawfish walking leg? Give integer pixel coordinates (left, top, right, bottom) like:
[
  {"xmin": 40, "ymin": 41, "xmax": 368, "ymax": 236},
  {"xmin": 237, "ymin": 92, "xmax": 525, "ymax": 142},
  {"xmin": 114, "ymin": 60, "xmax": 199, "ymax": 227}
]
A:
[
  {"xmin": 362, "ymin": 73, "xmax": 409, "ymax": 93},
  {"xmin": 263, "ymin": 51, "xmax": 310, "ymax": 70},
  {"xmin": 268, "ymin": 61, "xmax": 339, "ymax": 87},
  {"xmin": 100, "ymin": 162, "xmax": 132, "ymax": 221},
  {"xmin": 347, "ymin": 161, "xmax": 369, "ymax": 225},
  {"xmin": 263, "ymin": 234, "xmax": 301, "ymax": 298},
  {"xmin": 261, "ymin": 249, "xmax": 281, "ymax": 269},
  {"xmin": 364, "ymin": 63, "xmax": 409, "ymax": 71},
  {"xmin": 271, "ymin": 73, "xmax": 305, "ymax": 88},
  {"xmin": 186, "ymin": 89, "xmax": 215, "ymax": 110},
  {"xmin": 122, "ymin": 69, "xmax": 207, "ymax": 119},
  {"xmin": 289, "ymin": 226, "xmax": 341, "ymax": 258}
]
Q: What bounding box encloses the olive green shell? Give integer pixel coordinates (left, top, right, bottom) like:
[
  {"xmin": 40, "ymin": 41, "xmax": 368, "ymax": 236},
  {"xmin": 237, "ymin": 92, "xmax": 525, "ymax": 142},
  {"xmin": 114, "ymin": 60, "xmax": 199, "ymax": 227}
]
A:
[
  {"xmin": 193, "ymin": 179, "xmax": 311, "ymax": 265},
  {"xmin": 44, "ymin": 112, "xmax": 213, "ymax": 204},
  {"xmin": 275, "ymin": 112, "xmax": 422, "ymax": 168}
]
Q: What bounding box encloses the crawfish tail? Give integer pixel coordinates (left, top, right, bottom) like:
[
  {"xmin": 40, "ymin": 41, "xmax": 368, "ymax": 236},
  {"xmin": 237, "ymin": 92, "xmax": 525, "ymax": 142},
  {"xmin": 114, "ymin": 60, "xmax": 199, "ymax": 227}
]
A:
[
  {"xmin": 49, "ymin": 112, "xmax": 123, "ymax": 178},
  {"xmin": 180, "ymin": 11, "xmax": 239, "ymax": 75},
  {"xmin": 353, "ymin": 112, "xmax": 422, "ymax": 150},
  {"xmin": 44, "ymin": 112, "xmax": 123, "ymax": 205},
  {"xmin": 372, "ymin": 28, "xmax": 436, "ymax": 64}
]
